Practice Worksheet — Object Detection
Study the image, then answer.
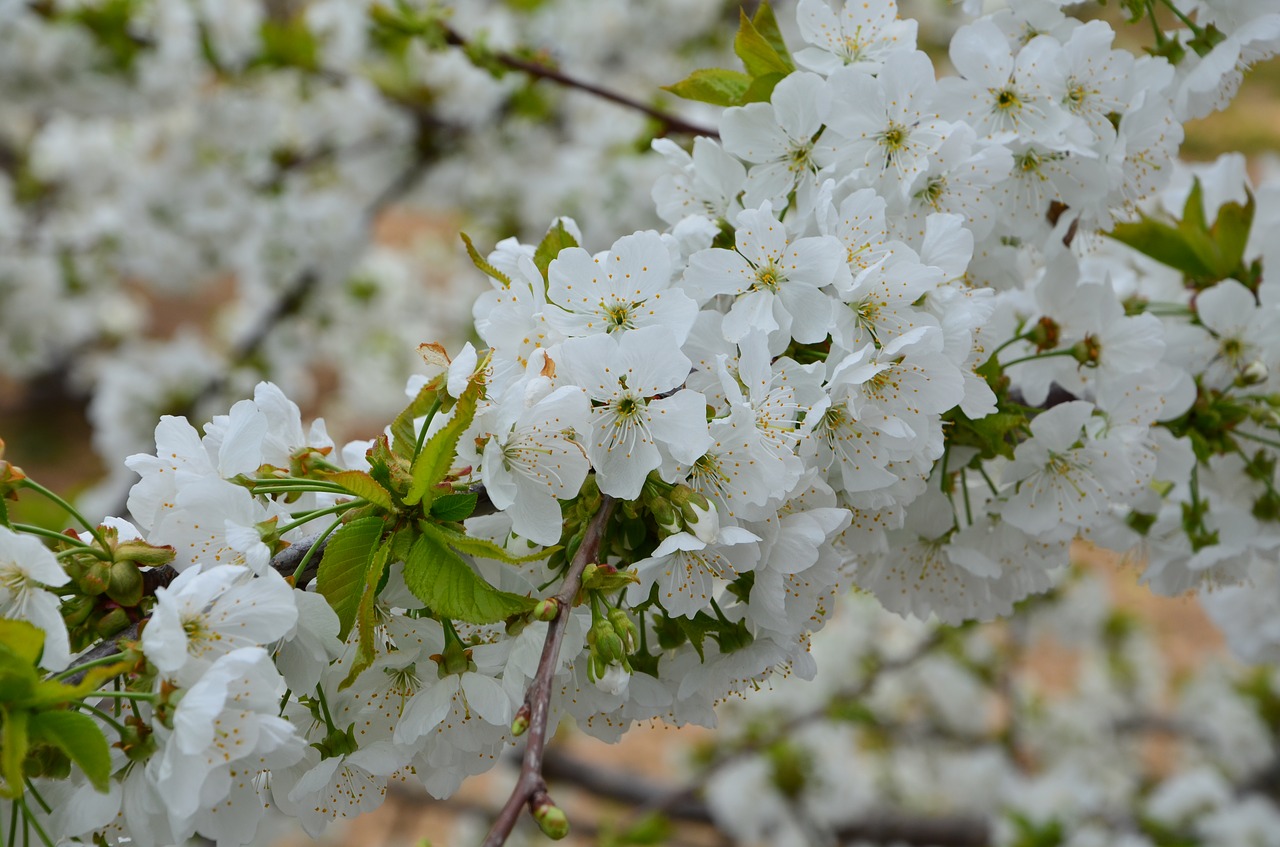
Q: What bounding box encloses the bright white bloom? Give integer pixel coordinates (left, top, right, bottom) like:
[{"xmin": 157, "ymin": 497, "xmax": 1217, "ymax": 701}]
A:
[
  {"xmin": 0, "ymin": 525, "xmax": 71, "ymax": 670},
  {"xmin": 793, "ymin": 0, "xmax": 918, "ymax": 74},
  {"xmin": 559, "ymin": 326, "xmax": 711, "ymax": 499},
  {"xmin": 626, "ymin": 526, "xmax": 761, "ymax": 618},
  {"xmin": 482, "ymin": 379, "xmax": 592, "ymax": 546},
  {"xmin": 143, "ymin": 564, "xmax": 298, "ymax": 686}
]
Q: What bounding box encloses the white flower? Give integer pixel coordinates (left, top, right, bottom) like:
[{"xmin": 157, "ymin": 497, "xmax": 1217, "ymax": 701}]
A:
[
  {"xmin": 559, "ymin": 326, "xmax": 711, "ymax": 500},
  {"xmin": 0, "ymin": 526, "xmax": 71, "ymax": 670},
  {"xmin": 482, "ymin": 381, "xmax": 592, "ymax": 546},
  {"xmin": 625, "ymin": 526, "xmax": 760, "ymax": 619},
  {"xmin": 143, "ymin": 565, "xmax": 298, "ymax": 686},
  {"xmin": 793, "ymin": 0, "xmax": 918, "ymax": 75}
]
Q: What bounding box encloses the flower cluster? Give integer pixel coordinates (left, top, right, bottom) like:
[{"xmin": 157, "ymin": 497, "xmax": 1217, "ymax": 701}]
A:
[{"xmin": 2, "ymin": 0, "xmax": 1280, "ymax": 845}]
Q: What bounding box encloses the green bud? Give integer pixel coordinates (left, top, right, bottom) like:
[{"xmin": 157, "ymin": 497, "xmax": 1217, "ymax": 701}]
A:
[
  {"xmin": 114, "ymin": 540, "xmax": 176, "ymax": 567},
  {"xmin": 607, "ymin": 608, "xmax": 638, "ymax": 654},
  {"xmin": 24, "ymin": 745, "xmax": 70, "ymax": 781},
  {"xmin": 650, "ymin": 499, "xmax": 680, "ymax": 536},
  {"xmin": 63, "ymin": 594, "xmax": 96, "ymax": 627},
  {"xmin": 532, "ymin": 798, "xmax": 570, "ymax": 840},
  {"xmin": 93, "ymin": 607, "xmax": 131, "ymax": 638},
  {"xmin": 588, "ymin": 619, "xmax": 625, "ymax": 666},
  {"xmin": 533, "ymin": 598, "xmax": 559, "ymax": 622},
  {"xmin": 80, "ymin": 561, "xmax": 112, "ymax": 596},
  {"xmin": 511, "ymin": 704, "xmax": 530, "ymax": 737},
  {"xmin": 672, "ymin": 485, "xmax": 718, "ymax": 543},
  {"xmin": 107, "ymin": 560, "xmax": 144, "ymax": 607}
]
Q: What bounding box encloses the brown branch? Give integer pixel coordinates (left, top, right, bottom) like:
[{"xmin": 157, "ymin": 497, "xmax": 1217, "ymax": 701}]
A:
[
  {"xmin": 481, "ymin": 494, "xmax": 616, "ymax": 847},
  {"xmin": 440, "ymin": 25, "xmax": 718, "ymax": 139}
]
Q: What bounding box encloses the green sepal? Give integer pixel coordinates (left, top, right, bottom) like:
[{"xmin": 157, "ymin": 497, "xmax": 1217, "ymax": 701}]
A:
[
  {"xmin": 401, "ymin": 532, "xmax": 537, "ymax": 625},
  {"xmin": 460, "ymin": 232, "xmax": 512, "ymax": 288},
  {"xmin": 28, "ymin": 709, "xmax": 112, "ymax": 792},
  {"xmin": 323, "ymin": 470, "xmax": 396, "ymax": 512},
  {"xmin": 430, "ymin": 492, "xmax": 478, "ymax": 522},
  {"xmin": 662, "ymin": 68, "xmax": 751, "ymax": 107},
  {"xmin": 339, "ymin": 541, "xmax": 392, "ymax": 690},
  {"xmin": 532, "ymin": 220, "xmax": 579, "ymax": 281},
  {"xmin": 734, "ymin": 7, "xmax": 793, "ymax": 78},
  {"xmin": 419, "ymin": 520, "xmax": 558, "ymax": 565},
  {"xmin": 315, "ymin": 515, "xmax": 388, "ymax": 640},
  {"xmin": 404, "ymin": 373, "xmax": 484, "ymax": 507}
]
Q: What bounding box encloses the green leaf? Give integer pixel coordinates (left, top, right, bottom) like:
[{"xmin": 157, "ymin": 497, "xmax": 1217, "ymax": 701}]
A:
[
  {"xmin": 29, "ymin": 710, "xmax": 111, "ymax": 792},
  {"xmin": 340, "ymin": 541, "xmax": 392, "ymax": 690},
  {"xmin": 0, "ymin": 706, "xmax": 28, "ymax": 798},
  {"xmin": 750, "ymin": 2, "xmax": 792, "ymax": 67},
  {"xmin": 324, "ymin": 470, "xmax": 396, "ymax": 512},
  {"xmin": 315, "ymin": 516, "xmax": 387, "ymax": 639},
  {"xmin": 404, "ymin": 376, "xmax": 484, "ymax": 507},
  {"xmin": 740, "ymin": 71, "xmax": 787, "ymax": 104},
  {"xmin": 662, "ymin": 68, "xmax": 751, "ymax": 107},
  {"xmin": 532, "ymin": 220, "xmax": 579, "ymax": 281},
  {"xmin": 0, "ymin": 620, "xmax": 45, "ymax": 669},
  {"xmin": 734, "ymin": 9, "xmax": 792, "ymax": 78},
  {"xmin": 1107, "ymin": 216, "xmax": 1216, "ymax": 282},
  {"xmin": 460, "ymin": 232, "xmax": 512, "ymax": 288},
  {"xmin": 420, "ymin": 521, "xmax": 557, "ymax": 565},
  {"xmin": 401, "ymin": 533, "xmax": 537, "ymax": 625},
  {"xmin": 1210, "ymin": 190, "xmax": 1255, "ymax": 281},
  {"xmin": 430, "ymin": 492, "xmax": 478, "ymax": 522}
]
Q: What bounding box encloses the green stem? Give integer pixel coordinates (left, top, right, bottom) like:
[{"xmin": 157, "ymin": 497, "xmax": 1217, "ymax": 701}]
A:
[
  {"xmin": 276, "ymin": 500, "xmax": 360, "ymax": 536},
  {"xmin": 75, "ymin": 702, "xmax": 129, "ymax": 736},
  {"xmin": 1234, "ymin": 428, "xmax": 1280, "ymax": 452},
  {"xmin": 12, "ymin": 523, "xmax": 101, "ymax": 554},
  {"xmin": 18, "ymin": 802, "xmax": 53, "ymax": 847},
  {"xmin": 52, "ymin": 654, "xmax": 124, "ymax": 681},
  {"xmin": 21, "ymin": 783, "xmax": 49, "ymax": 817},
  {"xmin": 1158, "ymin": 0, "xmax": 1202, "ymax": 35},
  {"xmin": 7, "ymin": 795, "xmax": 18, "ymax": 847},
  {"xmin": 988, "ymin": 332, "xmax": 1034, "ymax": 360},
  {"xmin": 292, "ymin": 517, "xmax": 344, "ymax": 583},
  {"xmin": 314, "ymin": 684, "xmax": 337, "ymax": 734},
  {"xmin": 1147, "ymin": 0, "xmax": 1167, "ymax": 45},
  {"xmin": 978, "ymin": 465, "xmax": 1000, "ymax": 498},
  {"xmin": 411, "ymin": 398, "xmax": 444, "ymax": 464},
  {"xmin": 1000, "ymin": 349, "xmax": 1078, "ymax": 369},
  {"xmin": 961, "ymin": 468, "xmax": 974, "ymax": 525},
  {"xmin": 18, "ymin": 480, "xmax": 107, "ymax": 548},
  {"xmin": 89, "ymin": 690, "xmax": 153, "ymax": 703}
]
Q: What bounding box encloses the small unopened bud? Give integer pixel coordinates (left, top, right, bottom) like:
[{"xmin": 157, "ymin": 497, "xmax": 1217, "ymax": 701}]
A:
[
  {"xmin": 533, "ymin": 598, "xmax": 559, "ymax": 622},
  {"xmin": 607, "ymin": 608, "xmax": 638, "ymax": 654},
  {"xmin": 80, "ymin": 561, "xmax": 111, "ymax": 596},
  {"xmin": 94, "ymin": 607, "xmax": 131, "ymax": 638},
  {"xmin": 673, "ymin": 486, "xmax": 719, "ymax": 544},
  {"xmin": 511, "ymin": 704, "xmax": 530, "ymax": 737},
  {"xmin": 651, "ymin": 499, "xmax": 680, "ymax": 536},
  {"xmin": 1242, "ymin": 360, "xmax": 1269, "ymax": 386},
  {"xmin": 588, "ymin": 619, "xmax": 625, "ymax": 665},
  {"xmin": 531, "ymin": 796, "xmax": 570, "ymax": 840},
  {"xmin": 107, "ymin": 560, "xmax": 144, "ymax": 607}
]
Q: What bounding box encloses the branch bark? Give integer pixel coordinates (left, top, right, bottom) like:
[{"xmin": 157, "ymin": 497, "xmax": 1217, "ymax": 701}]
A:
[
  {"xmin": 440, "ymin": 25, "xmax": 718, "ymax": 139},
  {"xmin": 481, "ymin": 494, "xmax": 616, "ymax": 847}
]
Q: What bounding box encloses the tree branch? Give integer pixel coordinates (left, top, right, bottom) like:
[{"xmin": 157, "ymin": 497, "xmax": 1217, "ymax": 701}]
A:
[
  {"xmin": 440, "ymin": 25, "xmax": 718, "ymax": 139},
  {"xmin": 481, "ymin": 494, "xmax": 616, "ymax": 847}
]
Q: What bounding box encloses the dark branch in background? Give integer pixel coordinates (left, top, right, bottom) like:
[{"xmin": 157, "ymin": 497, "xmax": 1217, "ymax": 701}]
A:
[
  {"xmin": 481, "ymin": 495, "xmax": 617, "ymax": 847},
  {"xmin": 439, "ymin": 24, "xmax": 718, "ymax": 139}
]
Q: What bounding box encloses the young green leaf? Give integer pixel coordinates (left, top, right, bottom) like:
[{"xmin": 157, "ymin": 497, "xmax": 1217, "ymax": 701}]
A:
[
  {"xmin": 419, "ymin": 520, "xmax": 558, "ymax": 565},
  {"xmin": 404, "ymin": 375, "xmax": 484, "ymax": 507},
  {"xmin": 460, "ymin": 232, "xmax": 512, "ymax": 287},
  {"xmin": 750, "ymin": 2, "xmax": 792, "ymax": 66},
  {"xmin": 315, "ymin": 515, "xmax": 387, "ymax": 639},
  {"xmin": 392, "ymin": 380, "xmax": 443, "ymax": 461},
  {"xmin": 401, "ymin": 533, "xmax": 537, "ymax": 624},
  {"xmin": 0, "ymin": 706, "xmax": 28, "ymax": 798},
  {"xmin": 29, "ymin": 709, "xmax": 112, "ymax": 792},
  {"xmin": 430, "ymin": 492, "xmax": 478, "ymax": 522},
  {"xmin": 323, "ymin": 470, "xmax": 396, "ymax": 512},
  {"xmin": 340, "ymin": 541, "xmax": 392, "ymax": 690},
  {"xmin": 734, "ymin": 9, "xmax": 793, "ymax": 78},
  {"xmin": 662, "ymin": 68, "xmax": 751, "ymax": 107},
  {"xmin": 741, "ymin": 71, "xmax": 787, "ymax": 104},
  {"xmin": 532, "ymin": 220, "xmax": 579, "ymax": 281}
]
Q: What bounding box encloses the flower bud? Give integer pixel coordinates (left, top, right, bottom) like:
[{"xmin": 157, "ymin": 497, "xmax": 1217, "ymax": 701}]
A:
[
  {"xmin": 650, "ymin": 499, "xmax": 680, "ymax": 536},
  {"xmin": 592, "ymin": 662, "xmax": 631, "ymax": 697},
  {"xmin": 672, "ymin": 486, "xmax": 718, "ymax": 544},
  {"xmin": 107, "ymin": 560, "xmax": 144, "ymax": 607},
  {"xmin": 532, "ymin": 796, "xmax": 570, "ymax": 840},
  {"xmin": 588, "ymin": 619, "xmax": 625, "ymax": 666},
  {"xmin": 511, "ymin": 704, "xmax": 531, "ymax": 737},
  {"xmin": 79, "ymin": 560, "xmax": 112, "ymax": 596},
  {"xmin": 533, "ymin": 597, "xmax": 559, "ymax": 622},
  {"xmin": 1242, "ymin": 360, "xmax": 1269, "ymax": 386},
  {"xmin": 93, "ymin": 607, "xmax": 131, "ymax": 638},
  {"xmin": 607, "ymin": 608, "xmax": 638, "ymax": 654},
  {"xmin": 63, "ymin": 594, "xmax": 95, "ymax": 627}
]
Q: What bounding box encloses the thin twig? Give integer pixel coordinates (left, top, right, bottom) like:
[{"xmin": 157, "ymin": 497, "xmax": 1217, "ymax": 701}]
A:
[
  {"xmin": 440, "ymin": 25, "xmax": 718, "ymax": 139},
  {"xmin": 481, "ymin": 494, "xmax": 616, "ymax": 847}
]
